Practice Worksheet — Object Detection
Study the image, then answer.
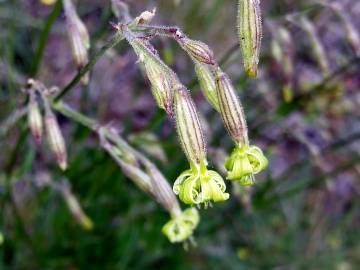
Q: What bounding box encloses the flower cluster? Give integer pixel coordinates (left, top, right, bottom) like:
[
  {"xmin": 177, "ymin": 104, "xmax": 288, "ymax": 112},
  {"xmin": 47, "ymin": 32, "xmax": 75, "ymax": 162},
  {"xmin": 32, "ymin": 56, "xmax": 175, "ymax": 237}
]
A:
[
  {"xmin": 22, "ymin": 4, "xmax": 269, "ymax": 245},
  {"xmin": 25, "ymin": 80, "xmax": 68, "ymax": 170}
]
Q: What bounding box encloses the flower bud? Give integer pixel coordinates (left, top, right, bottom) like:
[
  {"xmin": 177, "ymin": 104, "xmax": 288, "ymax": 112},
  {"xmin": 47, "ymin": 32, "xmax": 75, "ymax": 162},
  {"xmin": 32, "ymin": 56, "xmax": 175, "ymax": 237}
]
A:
[
  {"xmin": 28, "ymin": 90, "xmax": 43, "ymax": 145},
  {"xmin": 195, "ymin": 63, "xmax": 220, "ymax": 111},
  {"xmin": 129, "ymin": 132, "xmax": 167, "ymax": 163},
  {"xmin": 63, "ymin": 188, "xmax": 93, "ymax": 230},
  {"xmin": 174, "ymin": 85, "xmax": 206, "ymax": 165},
  {"xmin": 298, "ymin": 16, "xmax": 330, "ymax": 76},
  {"xmin": 162, "ymin": 207, "xmax": 199, "ymax": 243},
  {"xmin": 126, "ymin": 34, "xmax": 177, "ymax": 115},
  {"xmin": 45, "ymin": 110, "xmax": 67, "ymax": 170},
  {"xmin": 330, "ymin": 3, "xmax": 360, "ymax": 57},
  {"xmin": 0, "ymin": 232, "xmax": 3, "ymax": 245},
  {"xmin": 64, "ymin": 0, "xmax": 90, "ymax": 85},
  {"xmin": 238, "ymin": 0, "xmax": 262, "ymax": 77},
  {"xmin": 179, "ymin": 37, "xmax": 215, "ymax": 65},
  {"xmin": 142, "ymin": 157, "xmax": 180, "ymax": 213},
  {"xmin": 145, "ymin": 59, "xmax": 174, "ymax": 115},
  {"xmin": 215, "ymin": 68, "xmax": 248, "ymax": 145}
]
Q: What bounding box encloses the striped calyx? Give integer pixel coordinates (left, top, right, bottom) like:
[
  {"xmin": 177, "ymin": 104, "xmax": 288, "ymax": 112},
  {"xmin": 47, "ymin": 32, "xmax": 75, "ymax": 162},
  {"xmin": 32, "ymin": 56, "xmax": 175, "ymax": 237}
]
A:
[
  {"xmin": 195, "ymin": 63, "xmax": 220, "ymax": 111},
  {"xmin": 173, "ymin": 86, "xmax": 229, "ymax": 206},
  {"xmin": 127, "ymin": 35, "xmax": 177, "ymax": 116},
  {"xmin": 45, "ymin": 109, "xmax": 68, "ymax": 171},
  {"xmin": 162, "ymin": 207, "xmax": 199, "ymax": 243},
  {"xmin": 144, "ymin": 58, "xmax": 174, "ymax": 115},
  {"xmin": 238, "ymin": 0, "xmax": 262, "ymax": 77},
  {"xmin": 174, "ymin": 85, "xmax": 206, "ymax": 165},
  {"xmin": 180, "ymin": 38, "xmax": 215, "ymax": 65},
  {"xmin": 64, "ymin": 0, "xmax": 90, "ymax": 84},
  {"xmin": 298, "ymin": 16, "xmax": 330, "ymax": 76},
  {"xmin": 215, "ymin": 68, "xmax": 248, "ymax": 145},
  {"xmin": 28, "ymin": 90, "xmax": 43, "ymax": 145}
]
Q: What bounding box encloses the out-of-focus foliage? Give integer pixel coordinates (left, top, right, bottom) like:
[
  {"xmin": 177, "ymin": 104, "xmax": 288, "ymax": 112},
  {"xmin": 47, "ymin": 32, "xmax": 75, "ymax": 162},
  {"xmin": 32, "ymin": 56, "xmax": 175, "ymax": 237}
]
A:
[{"xmin": 1, "ymin": 0, "xmax": 360, "ymax": 269}]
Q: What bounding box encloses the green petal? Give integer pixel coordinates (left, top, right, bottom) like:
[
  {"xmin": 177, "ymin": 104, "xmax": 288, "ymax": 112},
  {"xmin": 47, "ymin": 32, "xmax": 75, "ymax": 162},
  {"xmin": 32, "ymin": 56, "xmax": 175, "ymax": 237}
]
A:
[
  {"xmin": 179, "ymin": 175, "xmax": 200, "ymax": 205},
  {"xmin": 238, "ymin": 174, "xmax": 255, "ymax": 186},
  {"xmin": 246, "ymin": 146, "xmax": 268, "ymax": 174},
  {"xmin": 173, "ymin": 169, "xmax": 192, "ymax": 194},
  {"xmin": 162, "ymin": 207, "xmax": 200, "ymax": 243}
]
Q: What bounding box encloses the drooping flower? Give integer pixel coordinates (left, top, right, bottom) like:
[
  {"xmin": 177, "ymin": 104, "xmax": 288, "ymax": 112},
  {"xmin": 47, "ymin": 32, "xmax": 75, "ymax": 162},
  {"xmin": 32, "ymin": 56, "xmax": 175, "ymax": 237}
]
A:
[
  {"xmin": 215, "ymin": 68, "xmax": 268, "ymax": 185},
  {"xmin": 162, "ymin": 208, "xmax": 199, "ymax": 243},
  {"xmin": 225, "ymin": 145, "xmax": 268, "ymax": 185},
  {"xmin": 100, "ymin": 129, "xmax": 199, "ymax": 243},
  {"xmin": 173, "ymin": 161, "xmax": 229, "ymax": 205},
  {"xmin": 173, "ymin": 85, "xmax": 229, "ymax": 205}
]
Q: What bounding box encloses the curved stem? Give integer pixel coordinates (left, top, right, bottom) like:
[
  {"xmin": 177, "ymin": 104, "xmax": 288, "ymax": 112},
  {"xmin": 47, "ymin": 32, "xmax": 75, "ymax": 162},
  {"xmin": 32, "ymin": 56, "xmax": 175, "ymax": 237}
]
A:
[{"xmin": 54, "ymin": 33, "xmax": 125, "ymax": 102}]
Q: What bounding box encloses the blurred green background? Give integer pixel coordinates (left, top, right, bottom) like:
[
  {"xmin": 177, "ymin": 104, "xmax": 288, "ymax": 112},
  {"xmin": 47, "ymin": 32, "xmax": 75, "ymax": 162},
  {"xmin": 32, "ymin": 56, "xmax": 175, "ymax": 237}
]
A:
[{"xmin": 1, "ymin": 0, "xmax": 359, "ymax": 269}]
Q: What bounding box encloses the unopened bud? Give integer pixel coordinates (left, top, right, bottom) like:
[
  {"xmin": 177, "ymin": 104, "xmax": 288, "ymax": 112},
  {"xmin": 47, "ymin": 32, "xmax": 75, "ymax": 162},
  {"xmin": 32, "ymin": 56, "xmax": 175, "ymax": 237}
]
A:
[
  {"xmin": 129, "ymin": 132, "xmax": 167, "ymax": 163},
  {"xmin": 126, "ymin": 33, "xmax": 177, "ymax": 115},
  {"xmin": 330, "ymin": 3, "xmax": 360, "ymax": 57},
  {"xmin": 174, "ymin": 85, "xmax": 206, "ymax": 165},
  {"xmin": 141, "ymin": 157, "xmax": 180, "ymax": 213},
  {"xmin": 215, "ymin": 68, "xmax": 248, "ymax": 145},
  {"xmin": 145, "ymin": 59, "xmax": 174, "ymax": 115},
  {"xmin": 28, "ymin": 90, "xmax": 43, "ymax": 145},
  {"xmin": 195, "ymin": 63, "xmax": 220, "ymax": 111},
  {"xmin": 179, "ymin": 37, "xmax": 215, "ymax": 65},
  {"xmin": 63, "ymin": 189, "xmax": 93, "ymax": 230},
  {"xmin": 64, "ymin": 0, "xmax": 90, "ymax": 85},
  {"xmin": 238, "ymin": 0, "xmax": 262, "ymax": 77},
  {"xmin": 45, "ymin": 110, "xmax": 67, "ymax": 170},
  {"xmin": 298, "ymin": 16, "xmax": 330, "ymax": 76},
  {"xmin": 101, "ymin": 136, "xmax": 153, "ymax": 195},
  {"xmin": 132, "ymin": 8, "xmax": 156, "ymax": 26}
]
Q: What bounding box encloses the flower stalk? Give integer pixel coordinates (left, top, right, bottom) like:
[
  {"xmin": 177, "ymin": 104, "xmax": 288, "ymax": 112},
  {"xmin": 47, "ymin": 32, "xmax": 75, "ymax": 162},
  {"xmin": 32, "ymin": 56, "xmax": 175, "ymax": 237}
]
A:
[{"xmin": 99, "ymin": 127, "xmax": 199, "ymax": 243}]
